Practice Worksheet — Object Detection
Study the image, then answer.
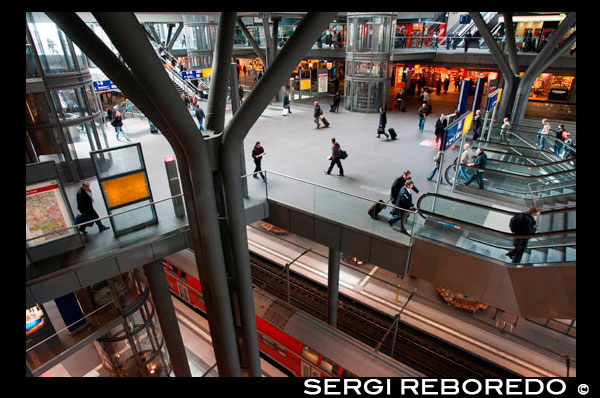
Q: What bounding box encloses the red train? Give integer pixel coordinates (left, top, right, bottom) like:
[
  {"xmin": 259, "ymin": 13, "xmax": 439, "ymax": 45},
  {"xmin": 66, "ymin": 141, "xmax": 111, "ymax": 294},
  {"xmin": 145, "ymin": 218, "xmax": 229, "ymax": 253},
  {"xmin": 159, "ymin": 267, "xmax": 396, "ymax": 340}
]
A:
[{"xmin": 163, "ymin": 249, "xmax": 423, "ymax": 377}]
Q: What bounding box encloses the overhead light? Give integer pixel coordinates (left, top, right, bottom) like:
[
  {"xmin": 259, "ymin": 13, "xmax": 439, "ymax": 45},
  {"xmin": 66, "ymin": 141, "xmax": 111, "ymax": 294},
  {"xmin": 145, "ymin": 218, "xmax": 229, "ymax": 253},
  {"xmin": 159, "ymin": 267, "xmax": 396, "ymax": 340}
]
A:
[{"xmin": 499, "ymin": 14, "xmax": 566, "ymax": 23}]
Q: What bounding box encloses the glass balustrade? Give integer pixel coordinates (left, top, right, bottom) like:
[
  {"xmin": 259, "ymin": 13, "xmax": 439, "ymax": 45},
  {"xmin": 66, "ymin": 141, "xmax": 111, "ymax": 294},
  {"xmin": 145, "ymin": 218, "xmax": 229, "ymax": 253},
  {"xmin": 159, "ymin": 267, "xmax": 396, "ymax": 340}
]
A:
[{"xmin": 414, "ymin": 193, "xmax": 575, "ymax": 267}]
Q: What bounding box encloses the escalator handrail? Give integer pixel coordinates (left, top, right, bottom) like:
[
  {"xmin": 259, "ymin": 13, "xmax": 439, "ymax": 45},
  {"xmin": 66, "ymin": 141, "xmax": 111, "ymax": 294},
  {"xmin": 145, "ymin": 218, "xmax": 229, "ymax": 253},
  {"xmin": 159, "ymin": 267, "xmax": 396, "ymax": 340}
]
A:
[
  {"xmin": 463, "ymin": 144, "xmax": 557, "ymax": 164},
  {"xmin": 489, "ymin": 127, "xmax": 576, "ymax": 154},
  {"xmin": 461, "ymin": 162, "xmax": 575, "ymax": 182},
  {"xmin": 415, "ymin": 193, "xmax": 576, "ymax": 240},
  {"xmin": 469, "ymin": 145, "xmax": 576, "ymax": 169}
]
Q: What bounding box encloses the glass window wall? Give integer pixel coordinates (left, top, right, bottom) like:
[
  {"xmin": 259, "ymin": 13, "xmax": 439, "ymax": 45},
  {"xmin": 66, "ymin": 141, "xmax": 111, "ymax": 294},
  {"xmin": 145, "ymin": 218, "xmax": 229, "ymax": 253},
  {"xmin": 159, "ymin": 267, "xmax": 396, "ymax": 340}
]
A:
[
  {"xmin": 27, "ymin": 12, "xmax": 76, "ymax": 75},
  {"xmin": 63, "ymin": 122, "xmax": 97, "ymax": 180},
  {"xmin": 28, "ymin": 128, "xmax": 75, "ymax": 182},
  {"xmin": 26, "ymin": 93, "xmax": 55, "ymax": 125},
  {"xmin": 26, "ymin": 41, "xmax": 42, "ymax": 78},
  {"xmin": 51, "ymin": 87, "xmax": 89, "ymax": 121}
]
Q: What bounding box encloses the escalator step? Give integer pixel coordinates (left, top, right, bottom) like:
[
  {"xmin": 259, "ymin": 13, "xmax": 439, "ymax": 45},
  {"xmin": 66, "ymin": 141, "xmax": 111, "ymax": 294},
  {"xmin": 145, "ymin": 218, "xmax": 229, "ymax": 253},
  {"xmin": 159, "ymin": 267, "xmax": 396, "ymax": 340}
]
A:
[
  {"xmin": 538, "ymin": 214, "xmax": 552, "ymax": 233},
  {"xmin": 528, "ymin": 249, "xmax": 546, "ymax": 264},
  {"xmin": 565, "ymin": 246, "xmax": 576, "ymax": 262},
  {"xmin": 562, "ymin": 188, "xmax": 576, "ymax": 194},
  {"xmin": 566, "ymin": 210, "xmax": 576, "ymax": 229},
  {"xmin": 551, "ymin": 213, "xmax": 565, "ymax": 231},
  {"xmin": 547, "ymin": 248, "xmax": 565, "ymax": 262}
]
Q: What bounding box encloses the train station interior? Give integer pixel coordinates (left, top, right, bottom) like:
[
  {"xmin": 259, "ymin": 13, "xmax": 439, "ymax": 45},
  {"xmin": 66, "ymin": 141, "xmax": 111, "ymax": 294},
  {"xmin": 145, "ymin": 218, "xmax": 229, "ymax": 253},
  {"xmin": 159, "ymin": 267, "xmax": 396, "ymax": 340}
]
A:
[{"xmin": 26, "ymin": 11, "xmax": 577, "ymax": 379}]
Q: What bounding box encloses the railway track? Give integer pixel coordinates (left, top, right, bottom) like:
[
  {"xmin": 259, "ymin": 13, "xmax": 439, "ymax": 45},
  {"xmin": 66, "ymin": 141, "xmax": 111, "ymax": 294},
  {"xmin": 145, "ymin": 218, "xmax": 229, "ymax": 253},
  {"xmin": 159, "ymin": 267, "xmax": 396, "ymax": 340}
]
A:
[{"xmin": 250, "ymin": 253, "xmax": 517, "ymax": 378}]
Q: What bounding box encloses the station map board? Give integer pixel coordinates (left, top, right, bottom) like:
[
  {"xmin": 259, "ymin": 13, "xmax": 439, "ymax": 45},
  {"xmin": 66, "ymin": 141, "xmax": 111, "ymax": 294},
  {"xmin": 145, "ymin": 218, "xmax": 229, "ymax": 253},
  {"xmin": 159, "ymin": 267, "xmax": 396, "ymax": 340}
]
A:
[{"xmin": 26, "ymin": 180, "xmax": 76, "ymax": 247}]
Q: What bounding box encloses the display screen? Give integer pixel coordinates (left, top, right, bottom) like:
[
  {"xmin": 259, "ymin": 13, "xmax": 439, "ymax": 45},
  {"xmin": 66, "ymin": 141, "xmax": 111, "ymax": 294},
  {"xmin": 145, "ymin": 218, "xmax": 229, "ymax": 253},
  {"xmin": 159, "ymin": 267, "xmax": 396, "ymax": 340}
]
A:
[
  {"xmin": 102, "ymin": 171, "xmax": 150, "ymax": 208},
  {"xmin": 300, "ymin": 79, "xmax": 311, "ymax": 90},
  {"xmin": 26, "ymin": 180, "xmax": 76, "ymax": 247}
]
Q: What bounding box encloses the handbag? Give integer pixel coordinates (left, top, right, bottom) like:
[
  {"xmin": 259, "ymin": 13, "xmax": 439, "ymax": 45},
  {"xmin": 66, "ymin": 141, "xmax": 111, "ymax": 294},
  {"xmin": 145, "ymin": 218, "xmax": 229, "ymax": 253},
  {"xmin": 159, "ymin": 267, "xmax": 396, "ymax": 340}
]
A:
[
  {"xmin": 340, "ymin": 150, "xmax": 348, "ymax": 160},
  {"xmin": 282, "ymin": 108, "xmax": 289, "ymax": 116}
]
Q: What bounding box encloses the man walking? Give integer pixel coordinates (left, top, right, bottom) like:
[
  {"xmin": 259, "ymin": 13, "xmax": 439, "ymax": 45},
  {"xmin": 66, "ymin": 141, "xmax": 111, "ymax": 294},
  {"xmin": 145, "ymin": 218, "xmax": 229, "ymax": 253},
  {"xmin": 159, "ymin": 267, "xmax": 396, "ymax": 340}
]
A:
[
  {"xmin": 76, "ymin": 182, "xmax": 110, "ymax": 234},
  {"xmin": 471, "ymin": 109, "xmax": 483, "ymax": 141},
  {"xmin": 251, "ymin": 141, "xmax": 267, "ymax": 182},
  {"xmin": 314, "ymin": 101, "xmax": 323, "ymax": 129},
  {"xmin": 463, "ymin": 147, "xmax": 488, "ymax": 189},
  {"xmin": 418, "ymin": 103, "xmax": 429, "ymax": 132},
  {"xmin": 507, "ymin": 206, "xmax": 541, "ymax": 264},
  {"xmin": 195, "ymin": 106, "xmax": 205, "ymax": 132},
  {"xmin": 377, "ymin": 107, "xmax": 389, "ymax": 139},
  {"xmin": 456, "ymin": 143, "xmax": 475, "ymax": 183},
  {"xmin": 325, "ymin": 138, "xmax": 344, "ymax": 176},
  {"xmin": 388, "ymin": 180, "xmax": 415, "ymax": 234}
]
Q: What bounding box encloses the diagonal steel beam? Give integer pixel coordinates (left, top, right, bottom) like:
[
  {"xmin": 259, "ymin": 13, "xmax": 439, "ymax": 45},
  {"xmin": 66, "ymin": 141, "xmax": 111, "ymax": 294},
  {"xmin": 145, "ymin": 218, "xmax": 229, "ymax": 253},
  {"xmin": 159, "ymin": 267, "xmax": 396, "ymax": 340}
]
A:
[
  {"xmin": 502, "ymin": 13, "xmax": 519, "ymax": 73},
  {"xmin": 237, "ymin": 16, "xmax": 266, "ymax": 66},
  {"xmin": 167, "ymin": 23, "xmax": 184, "ymax": 52}
]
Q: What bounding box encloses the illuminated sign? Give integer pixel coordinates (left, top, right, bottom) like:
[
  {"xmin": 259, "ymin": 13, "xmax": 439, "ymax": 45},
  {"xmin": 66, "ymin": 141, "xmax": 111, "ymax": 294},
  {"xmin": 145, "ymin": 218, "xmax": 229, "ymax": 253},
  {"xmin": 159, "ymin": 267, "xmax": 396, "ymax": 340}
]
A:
[
  {"xmin": 486, "ymin": 88, "xmax": 503, "ymax": 111},
  {"xmin": 201, "ymin": 68, "xmax": 212, "ymax": 77},
  {"xmin": 102, "ymin": 172, "xmax": 150, "ymax": 208},
  {"xmin": 93, "ymin": 80, "xmax": 118, "ymax": 92},
  {"xmin": 395, "ymin": 66, "xmax": 404, "ymax": 87},
  {"xmin": 300, "ymin": 79, "xmax": 311, "ymax": 90}
]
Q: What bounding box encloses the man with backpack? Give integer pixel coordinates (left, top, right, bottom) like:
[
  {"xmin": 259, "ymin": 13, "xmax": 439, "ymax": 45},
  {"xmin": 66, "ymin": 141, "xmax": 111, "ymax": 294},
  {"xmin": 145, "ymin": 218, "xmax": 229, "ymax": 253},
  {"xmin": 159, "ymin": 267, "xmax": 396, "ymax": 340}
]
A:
[
  {"xmin": 507, "ymin": 206, "xmax": 541, "ymax": 264},
  {"xmin": 324, "ymin": 137, "xmax": 344, "ymax": 176}
]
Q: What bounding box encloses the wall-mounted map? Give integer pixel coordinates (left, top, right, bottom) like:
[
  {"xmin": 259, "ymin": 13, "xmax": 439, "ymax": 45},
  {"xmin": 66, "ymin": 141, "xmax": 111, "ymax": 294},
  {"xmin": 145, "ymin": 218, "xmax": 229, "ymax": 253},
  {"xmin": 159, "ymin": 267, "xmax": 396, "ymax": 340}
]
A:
[{"xmin": 26, "ymin": 180, "xmax": 75, "ymax": 247}]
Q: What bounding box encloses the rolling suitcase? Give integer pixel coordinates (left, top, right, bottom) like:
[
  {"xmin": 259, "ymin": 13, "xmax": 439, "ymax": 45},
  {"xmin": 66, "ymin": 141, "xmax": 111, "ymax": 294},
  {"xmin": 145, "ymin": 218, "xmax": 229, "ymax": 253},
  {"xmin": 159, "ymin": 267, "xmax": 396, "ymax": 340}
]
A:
[
  {"xmin": 388, "ymin": 128, "xmax": 398, "ymax": 140},
  {"xmin": 320, "ymin": 116, "xmax": 330, "ymax": 127},
  {"xmin": 368, "ymin": 200, "xmax": 387, "ymax": 219}
]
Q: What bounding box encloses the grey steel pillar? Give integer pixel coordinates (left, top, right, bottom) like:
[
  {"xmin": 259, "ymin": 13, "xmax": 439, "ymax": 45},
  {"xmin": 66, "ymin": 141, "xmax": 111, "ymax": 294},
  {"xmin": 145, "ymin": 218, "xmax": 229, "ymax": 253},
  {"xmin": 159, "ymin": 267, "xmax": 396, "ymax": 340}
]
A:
[
  {"xmin": 144, "ymin": 260, "xmax": 191, "ymax": 377},
  {"xmin": 46, "ymin": 12, "xmax": 242, "ymax": 376},
  {"xmin": 327, "ymin": 247, "xmax": 341, "ymax": 327},
  {"xmin": 219, "ymin": 11, "xmax": 336, "ymax": 377},
  {"xmin": 229, "ymin": 63, "xmax": 248, "ymax": 199},
  {"xmin": 206, "ymin": 13, "xmax": 237, "ymax": 134}
]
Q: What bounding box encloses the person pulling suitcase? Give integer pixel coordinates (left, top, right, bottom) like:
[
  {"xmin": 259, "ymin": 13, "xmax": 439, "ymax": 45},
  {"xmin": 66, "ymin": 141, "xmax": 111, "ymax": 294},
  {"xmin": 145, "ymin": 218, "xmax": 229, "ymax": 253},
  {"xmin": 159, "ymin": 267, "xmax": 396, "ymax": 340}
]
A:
[{"xmin": 377, "ymin": 108, "xmax": 390, "ymax": 139}]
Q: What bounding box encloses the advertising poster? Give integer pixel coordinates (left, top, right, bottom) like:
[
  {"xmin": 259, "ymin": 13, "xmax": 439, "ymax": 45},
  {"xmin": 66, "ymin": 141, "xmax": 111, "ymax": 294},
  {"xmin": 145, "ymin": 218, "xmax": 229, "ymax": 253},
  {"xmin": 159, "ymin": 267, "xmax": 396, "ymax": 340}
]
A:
[
  {"xmin": 26, "ymin": 180, "xmax": 75, "ymax": 247},
  {"xmin": 318, "ymin": 73, "xmax": 328, "ymax": 93},
  {"xmin": 300, "ymin": 79, "xmax": 311, "ymax": 91}
]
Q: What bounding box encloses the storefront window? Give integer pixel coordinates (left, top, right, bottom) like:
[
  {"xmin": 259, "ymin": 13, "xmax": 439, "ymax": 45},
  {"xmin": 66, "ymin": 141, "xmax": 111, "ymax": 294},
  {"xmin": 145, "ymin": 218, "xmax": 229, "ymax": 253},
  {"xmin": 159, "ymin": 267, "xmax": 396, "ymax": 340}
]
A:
[
  {"xmin": 529, "ymin": 73, "xmax": 574, "ymax": 102},
  {"xmin": 51, "ymin": 87, "xmax": 89, "ymax": 121},
  {"xmin": 27, "ymin": 12, "xmax": 76, "ymax": 75},
  {"xmin": 26, "ymin": 93, "xmax": 55, "ymax": 125}
]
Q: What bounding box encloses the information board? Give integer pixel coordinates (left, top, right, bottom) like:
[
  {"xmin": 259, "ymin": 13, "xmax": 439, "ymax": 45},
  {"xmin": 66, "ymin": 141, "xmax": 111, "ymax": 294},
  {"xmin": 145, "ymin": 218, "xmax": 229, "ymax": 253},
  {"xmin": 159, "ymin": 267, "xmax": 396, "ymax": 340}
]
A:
[
  {"xmin": 442, "ymin": 111, "xmax": 473, "ymax": 151},
  {"xmin": 102, "ymin": 171, "xmax": 150, "ymax": 208},
  {"xmin": 318, "ymin": 73, "xmax": 328, "ymax": 93},
  {"xmin": 300, "ymin": 79, "xmax": 311, "ymax": 91},
  {"xmin": 26, "ymin": 180, "xmax": 76, "ymax": 247},
  {"xmin": 486, "ymin": 88, "xmax": 503, "ymax": 111}
]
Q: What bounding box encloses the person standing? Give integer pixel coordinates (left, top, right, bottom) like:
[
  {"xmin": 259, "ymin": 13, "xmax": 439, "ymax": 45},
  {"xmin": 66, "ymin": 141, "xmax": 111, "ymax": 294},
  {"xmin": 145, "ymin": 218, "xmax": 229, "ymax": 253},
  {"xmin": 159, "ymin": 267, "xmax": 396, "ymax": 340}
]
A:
[
  {"xmin": 377, "ymin": 107, "xmax": 389, "ymax": 139},
  {"xmin": 554, "ymin": 124, "xmax": 566, "ymax": 155},
  {"xmin": 561, "ymin": 132, "xmax": 574, "ymax": 159},
  {"xmin": 499, "ymin": 117, "xmax": 511, "ymax": 143},
  {"xmin": 325, "ymin": 138, "xmax": 344, "ymax": 176},
  {"xmin": 395, "ymin": 90, "xmax": 405, "ymax": 111},
  {"xmin": 507, "ymin": 206, "xmax": 541, "ymax": 264},
  {"xmin": 388, "ymin": 180, "xmax": 415, "ymax": 234},
  {"xmin": 454, "ymin": 76, "xmax": 461, "ymax": 91},
  {"xmin": 76, "ymin": 182, "xmax": 110, "ymax": 234},
  {"xmin": 471, "ymin": 109, "xmax": 483, "ymax": 141},
  {"xmin": 431, "ymin": 32, "xmax": 438, "ymax": 48},
  {"xmin": 243, "ymin": 64, "xmax": 247, "ymax": 75},
  {"xmin": 251, "ymin": 141, "xmax": 267, "ymax": 182},
  {"xmin": 426, "ymin": 151, "xmax": 444, "ymax": 182},
  {"xmin": 434, "ymin": 113, "xmax": 447, "ymax": 146},
  {"xmin": 111, "ymin": 112, "xmax": 130, "ymax": 141},
  {"xmin": 195, "ymin": 106, "xmax": 205, "ymax": 132},
  {"xmin": 443, "ymin": 77, "xmax": 450, "ymax": 93},
  {"xmin": 418, "ymin": 103, "xmax": 429, "ymax": 132},
  {"xmin": 538, "ymin": 118, "xmax": 551, "ymax": 150},
  {"xmin": 332, "ymin": 91, "xmax": 341, "ymax": 112},
  {"xmin": 419, "ymin": 88, "xmax": 429, "ymax": 105},
  {"xmin": 106, "ymin": 107, "xmax": 114, "ymax": 122},
  {"xmin": 282, "ymin": 90, "xmax": 291, "ymax": 114},
  {"xmin": 463, "ymin": 147, "xmax": 488, "ymax": 189},
  {"xmin": 238, "ymin": 85, "xmax": 245, "ymax": 105},
  {"xmin": 456, "ymin": 143, "xmax": 475, "ymax": 183},
  {"xmin": 435, "ymin": 78, "xmax": 442, "ymax": 95},
  {"xmin": 314, "ymin": 101, "xmax": 323, "ymax": 129},
  {"xmin": 464, "ymin": 32, "xmax": 472, "ymax": 52}
]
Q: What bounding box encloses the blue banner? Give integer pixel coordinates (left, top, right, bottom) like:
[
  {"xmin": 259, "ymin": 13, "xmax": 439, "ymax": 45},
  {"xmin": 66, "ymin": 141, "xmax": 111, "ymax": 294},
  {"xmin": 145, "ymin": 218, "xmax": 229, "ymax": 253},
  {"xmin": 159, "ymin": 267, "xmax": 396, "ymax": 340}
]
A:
[
  {"xmin": 457, "ymin": 79, "xmax": 472, "ymax": 115},
  {"xmin": 181, "ymin": 70, "xmax": 202, "ymax": 80},
  {"xmin": 471, "ymin": 77, "xmax": 487, "ymax": 113},
  {"xmin": 441, "ymin": 111, "xmax": 473, "ymax": 151},
  {"xmin": 486, "ymin": 88, "xmax": 503, "ymax": 111},
  {"xmin": 93, "ymin": 80, "xmax": 118, "ymax": 92}
]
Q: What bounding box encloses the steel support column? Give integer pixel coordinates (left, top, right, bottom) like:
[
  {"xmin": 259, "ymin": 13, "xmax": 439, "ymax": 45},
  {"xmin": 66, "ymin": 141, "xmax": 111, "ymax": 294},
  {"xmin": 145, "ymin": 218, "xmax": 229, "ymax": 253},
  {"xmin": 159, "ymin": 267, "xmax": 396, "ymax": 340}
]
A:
[
  {"xmin": 219, "ymin": 11, "xmax": 336, "ymax": 378},
  {"xmin": 143, "ymin": 260, "xmax": 191, "ymax": 377},
  {"xmin": 167, "ymin": 23, "xmax": 184, "ymax": 52},
  {"xmin": 229, "ymin": 63, "xmax": 248, "ymax": 199},
  {"xmin": 327, "ymin": 247, "xmax": 341, "ymax": 327},
  {"xmin": 206, "ymin": 13, "xmax": 237, "ymax": 134},
  {"xmin": 502, "ymin": 13, "xmax": 519, "ymax": 73},
  {"xmin": 237, "ymin": 17, "xmax": 266, "ymax": 66},
  {"xmin": 470, "ymin": 12, "xmax": 517, "ymax": 121},
  {"xmin": 46, "ymin": 12, "xmax": 242, "ymax": 376}
]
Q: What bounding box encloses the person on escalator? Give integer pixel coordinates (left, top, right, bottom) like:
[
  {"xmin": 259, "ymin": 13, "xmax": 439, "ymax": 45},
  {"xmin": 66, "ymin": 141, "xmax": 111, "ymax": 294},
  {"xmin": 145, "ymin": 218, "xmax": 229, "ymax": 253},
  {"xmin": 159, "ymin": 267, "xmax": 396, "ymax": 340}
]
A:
[
  {"xmin": 389, "ymin": 180, "xmax": 415, "ymax": 234},
  {"xmin": 507, "ymin": 206, "xmax": 541, "ymax": 264},
  {"xmin": 463, "ymin": 147, "xmax": 487, "ymax": 189}
]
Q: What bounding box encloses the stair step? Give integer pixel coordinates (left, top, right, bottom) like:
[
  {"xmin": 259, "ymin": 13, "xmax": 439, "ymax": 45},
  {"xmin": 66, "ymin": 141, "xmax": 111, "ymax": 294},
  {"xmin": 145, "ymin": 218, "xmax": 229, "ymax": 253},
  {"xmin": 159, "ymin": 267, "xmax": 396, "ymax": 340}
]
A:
[
  {"xmin": 551, "ymin": 213, "xmax": 565, "ymax": 231},
  {"xmin": 547, "ymin": 247, "xmax": 565, "ymax": 262},
  {"xmin": 565, "ymin": 246, "xmax": 576, "ymax": 262}
]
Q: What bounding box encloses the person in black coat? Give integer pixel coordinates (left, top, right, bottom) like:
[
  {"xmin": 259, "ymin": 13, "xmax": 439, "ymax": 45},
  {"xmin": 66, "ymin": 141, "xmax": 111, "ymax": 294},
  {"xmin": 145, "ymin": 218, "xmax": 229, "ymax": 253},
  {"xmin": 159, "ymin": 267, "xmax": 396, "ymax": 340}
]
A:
[
  {"xmin": 390, "ymin": 170, "xmax": 420, "ymax": 205},
  {"xmin": 282, "ymin": 90, "xmax": 291, "ymax": 114},
  {"xmin": 471, "ymin": 109, "xmax": 483, "ymax": 141},
  {"xmin": 314, "ymin": 101, "xmax": 323, "ymax": 128},
  {"xmin": 332, "ymin": 92, "xmax": 341, "ymax": 112},
  {"xmin": 251, "ymin": 141, "xmax": 267, "ymax": 182},
  {"xmin": 377, "ymin": 107, "xmax": 389, "ymax": 139},
  {"xmin": 434, "ymin": 113, "xmax": 447, "ymax": 145},
  {"xmin": 76, "ymin": 182, "xmax": 110, "ymax": 234},
  {"xmin": 388, "ymin": 180, "xmax": 415, "ymax": 234},
  {"xmin": 325, "ymin": 138, "xmax": 344, "ymax": 176},
  {"xmin": 195, "ymin": 106, "xmax": 205, "ymax": 132},
  {"xmin": 463, "ymin": 147, "xmax": 488, "ymax": 189},
  {"xmin": 507, "ymin": 206, "xmax": 541, "ymax": 264}
]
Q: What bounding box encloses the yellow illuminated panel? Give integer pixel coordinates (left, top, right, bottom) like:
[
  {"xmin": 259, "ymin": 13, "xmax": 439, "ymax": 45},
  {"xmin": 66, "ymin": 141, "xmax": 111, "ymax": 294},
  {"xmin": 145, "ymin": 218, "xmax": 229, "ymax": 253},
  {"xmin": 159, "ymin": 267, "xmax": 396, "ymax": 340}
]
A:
[
  {"xmin": 462, "ymin": 112, "xmax": 474, "ymax": 136},
  {"xmin": 300, "ymin": 79, "xmax": 311, "ymax": 90},
  {"xmin": 103, "ymin": 172, "xmax": 150, "ymax": 208},
  {"xmin": 496, "ymin": 88, "xmax": 502, "ymax": 104},
  {"xmin": 201, "ymin": 68, "xmax": 212, "ymax": 77}
]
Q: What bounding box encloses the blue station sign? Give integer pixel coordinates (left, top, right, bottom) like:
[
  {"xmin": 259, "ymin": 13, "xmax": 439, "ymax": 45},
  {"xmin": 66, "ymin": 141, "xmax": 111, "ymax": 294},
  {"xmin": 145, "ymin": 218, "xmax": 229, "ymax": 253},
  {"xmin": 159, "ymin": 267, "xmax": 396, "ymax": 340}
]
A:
[
  {"xmin": 486, "ymin": 88, "xmax": 503, "ymax": 111},
  {"xmin": 181, "ymin": 70, "xmax": 202, "ymax": 80},
  {"xmin": 93, "ymin": 80, "xmax": 118, "ymax": 92},
  {"xmin": 441, "ymin": 111, "xmax": 473, "ymax": 151}
]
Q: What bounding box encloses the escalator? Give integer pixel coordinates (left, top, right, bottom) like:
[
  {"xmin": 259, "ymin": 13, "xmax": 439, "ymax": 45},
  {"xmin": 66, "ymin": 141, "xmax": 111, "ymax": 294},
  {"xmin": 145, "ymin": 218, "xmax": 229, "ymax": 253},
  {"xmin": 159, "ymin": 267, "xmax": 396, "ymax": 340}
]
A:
[{"xmin": 404, "ymin": 193, "xmax": 575, "ymax": 318}]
